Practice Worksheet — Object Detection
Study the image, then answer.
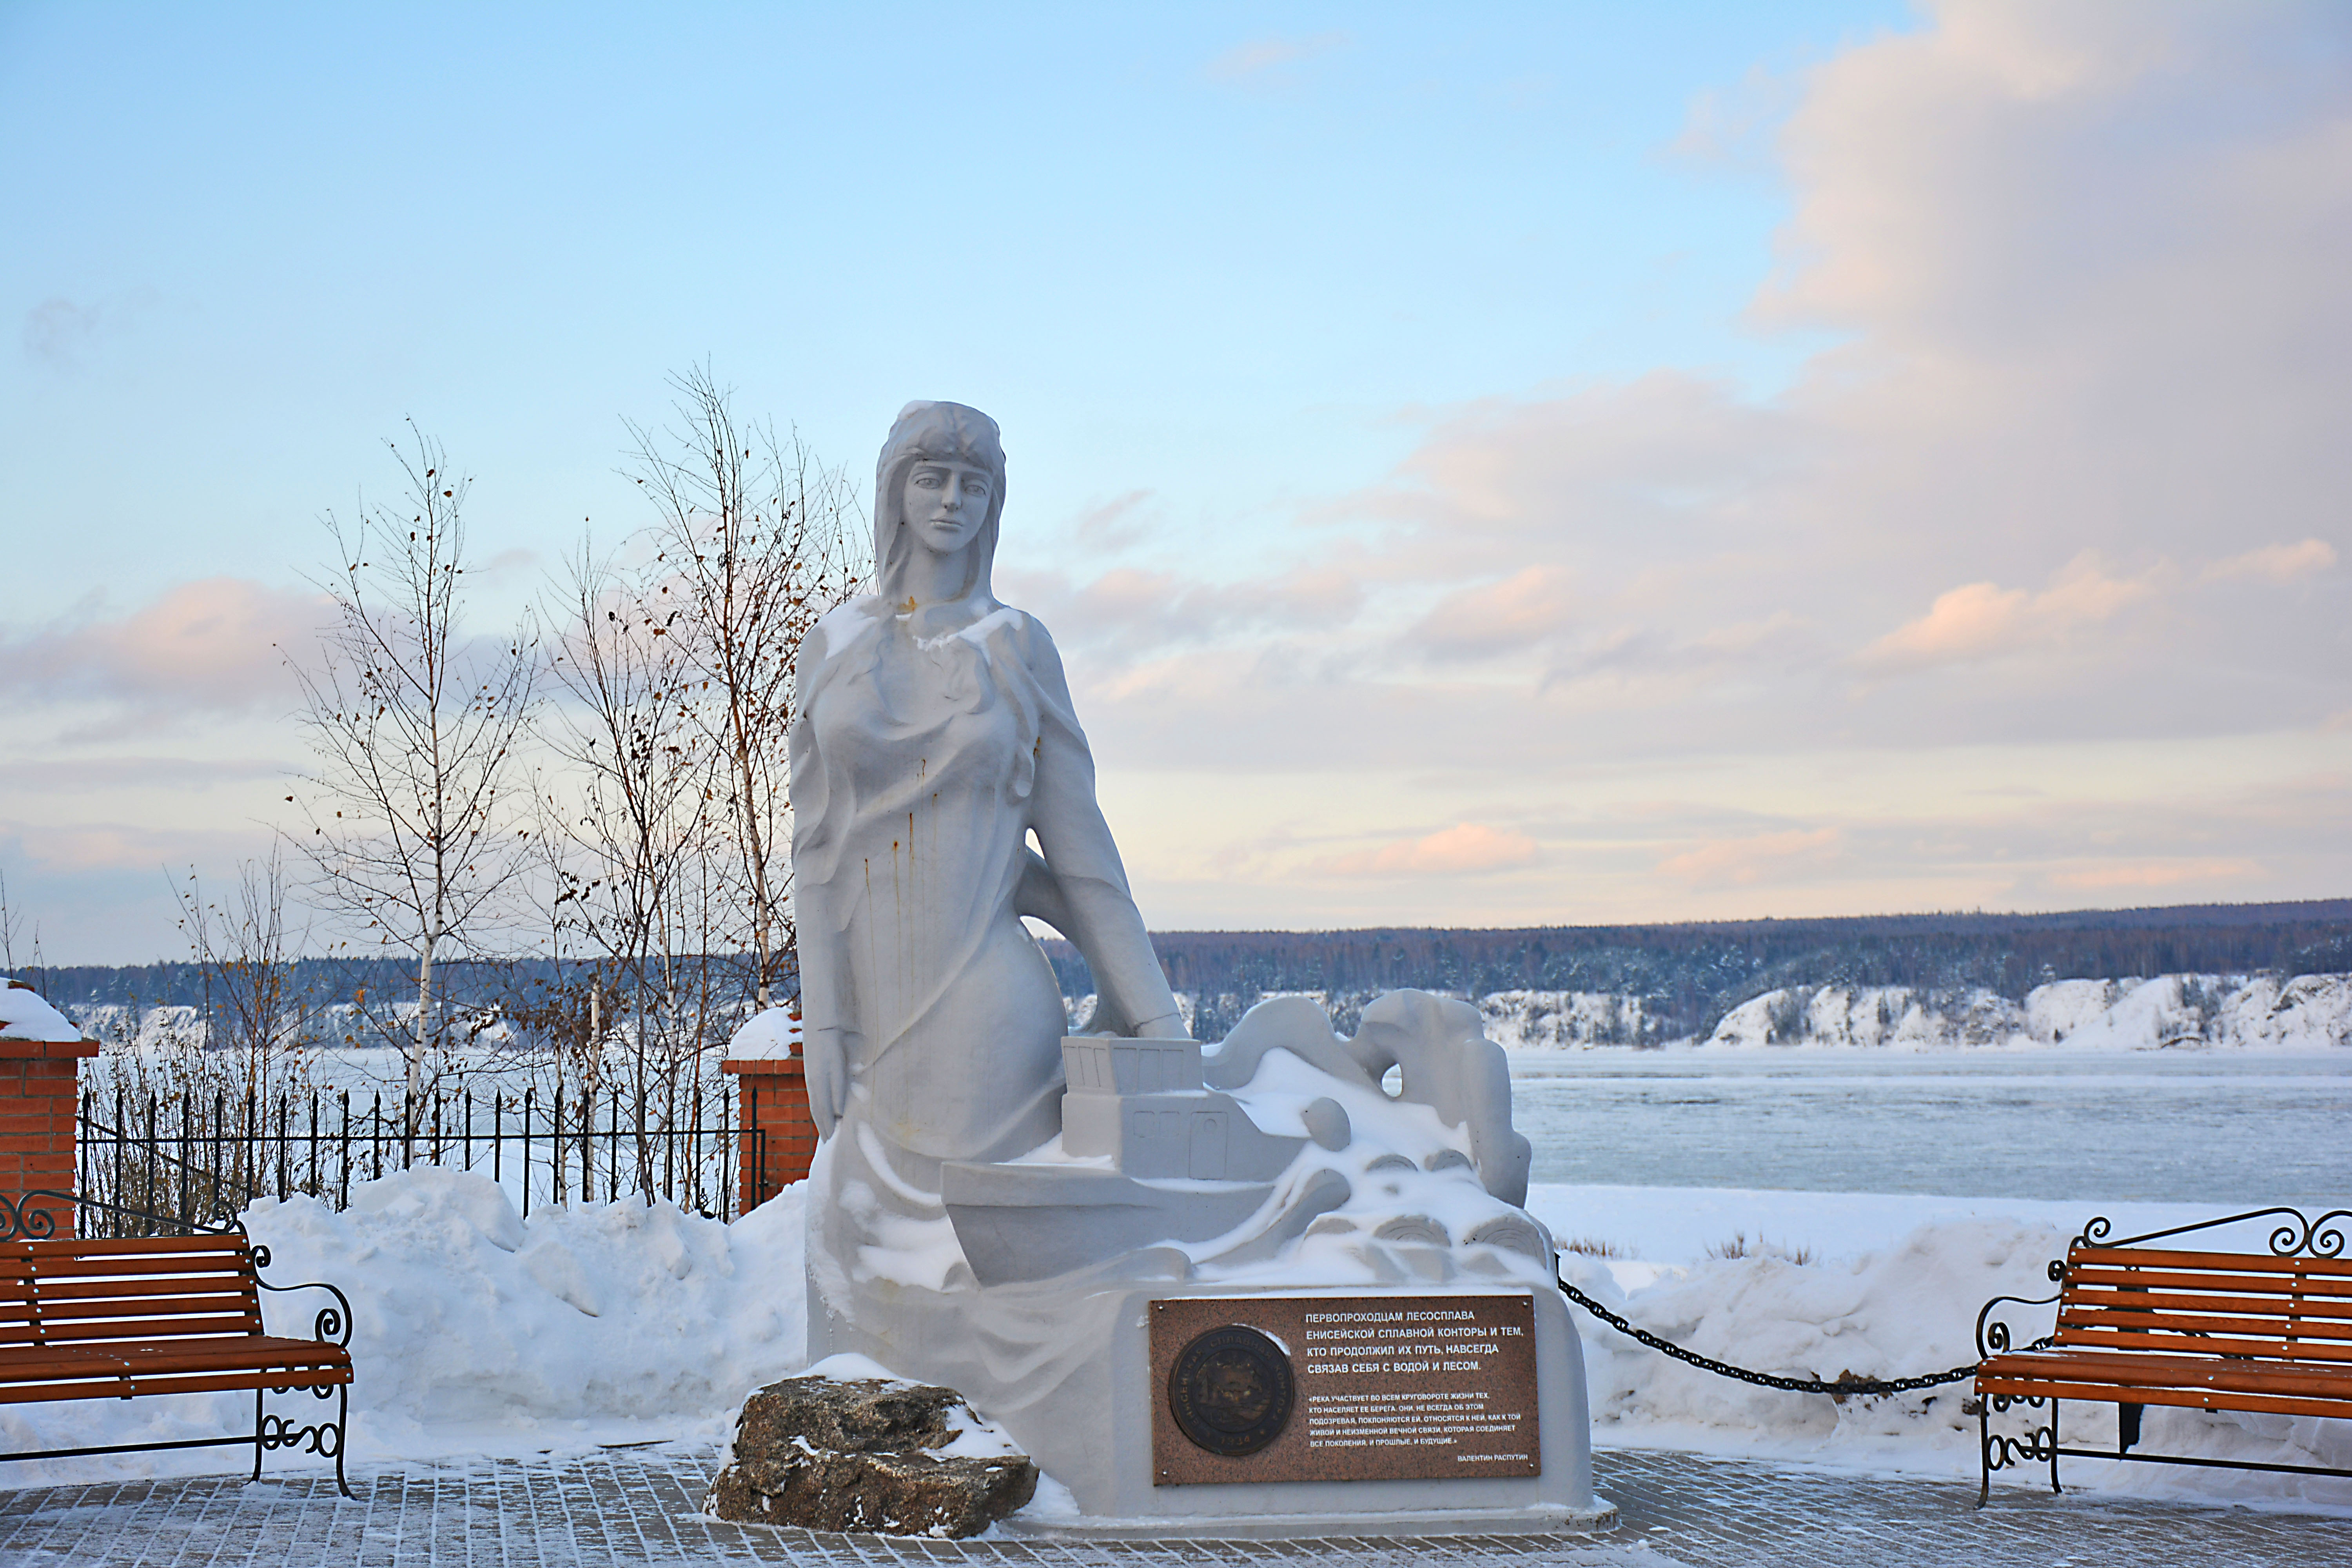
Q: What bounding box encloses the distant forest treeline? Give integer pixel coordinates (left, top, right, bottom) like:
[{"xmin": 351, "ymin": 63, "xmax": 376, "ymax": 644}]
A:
[
  {"xmin": 1045, "ymin": 898, "xmax": 2352, "ymax": 1041},
  {"xmin": 39, "ymin": 898, "xmax": 2348, "ymax": 1048},
  {"xmin": 34, "ymin": 956, "xmax": 606, "ymax": 1018}
]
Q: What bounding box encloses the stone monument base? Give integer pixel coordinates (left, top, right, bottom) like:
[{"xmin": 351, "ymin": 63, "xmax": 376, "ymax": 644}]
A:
[
  {"xmin": 802, "ymin": 1000, "xmax": 1615, "ymax": 1538},
  {"xmin": 960, "ymin": 1280, "xmax": 1613, "ymax": 1535},
  {"xmin": 998, "ymin": 1501, "xmax": 1614, "ymax": 1541}
]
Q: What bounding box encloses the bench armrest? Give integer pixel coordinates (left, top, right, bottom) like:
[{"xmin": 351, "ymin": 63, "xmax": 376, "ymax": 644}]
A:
[
  {"xmin": 253, "ymin": 1247, "xmax": 355, "ymax": 1349},
  {"xmin": 1975, "ymin": 1290, "xmax": 2060, "ymax": 1361},
  {"xmin": 4, "ymin": 1189, "xmax": 243, "ymax": 1243}
]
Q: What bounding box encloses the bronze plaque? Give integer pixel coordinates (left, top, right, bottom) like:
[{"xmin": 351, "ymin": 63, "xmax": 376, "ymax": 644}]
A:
[
  {"xmin": 1149, "ymin": 1293, "xmax": 1540, "ymax": 1486},
  {"xmin": 1167, "ymin": 1323, "xmax": 1295, "ymax": 1456}
]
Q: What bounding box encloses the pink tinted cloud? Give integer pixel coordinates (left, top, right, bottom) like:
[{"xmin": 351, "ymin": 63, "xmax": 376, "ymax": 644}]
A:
[
  {"xmin": 2050, "ymin": 858, "xmax": 2261, "ymax": 892},
  {"xmin": 1316, "ymin": 823, "xmax": 1537, "ymax": 878},
  {"xmin": 2205, "ymin": 538, "xmax": 2336, "ymax": 584},
  {"xmin": 1411, "ymin": 565, "xmax": 1576, "ymax": 661},
  {"xmin": 1008, "ymin": 563, "xmax": 1362, "ymax": 658},
  {"xmin": 1656, "ymin": 827, "xmax": 1842, "ymax": 889},
  {"xmin": 1857, "ymin": 536, "xmax": 2331, "ymax": 680},
  {"xmin": 1856, "ymin": 553, "xmax": 2160, "ymax": 674},
  {"xmin": 0, "ymin": 577, "xmax": 328, "ymax": 714}
]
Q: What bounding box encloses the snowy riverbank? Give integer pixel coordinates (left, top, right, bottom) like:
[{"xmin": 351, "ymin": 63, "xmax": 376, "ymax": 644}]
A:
[
  {"xmin": 4, "ymin": 1170, "xmax": 2345, "ymax": 1512},
  {"xmin": 1483, "ymin": 972, "xmax": 2352, "ymax": 1052}
]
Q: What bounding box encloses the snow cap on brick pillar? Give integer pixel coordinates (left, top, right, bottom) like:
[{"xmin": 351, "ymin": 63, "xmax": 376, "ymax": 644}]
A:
[
  {"xmin": 721, "ymin": 1000, "xmax": 816, "ymax": 1213},
  {"xmin": 0, "ymin": 978, "xmax": 100, "ymax": 1235}
]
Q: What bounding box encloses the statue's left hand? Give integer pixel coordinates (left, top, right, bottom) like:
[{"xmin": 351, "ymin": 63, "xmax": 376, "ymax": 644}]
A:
[{"xmin": 804, "ymin": 1026, "xmax": 848, "ymax": 1138}]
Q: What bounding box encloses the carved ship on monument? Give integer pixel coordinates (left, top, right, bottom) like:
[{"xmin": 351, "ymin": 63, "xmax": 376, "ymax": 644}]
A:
[{"xmin": 942, "ymin": 1037, "xmax": 1331, "ymax": 1287}]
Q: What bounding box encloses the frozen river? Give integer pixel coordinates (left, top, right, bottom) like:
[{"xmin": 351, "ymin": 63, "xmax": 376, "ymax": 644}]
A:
[
  {"xmin": 1508, "ymin": 1049, "xmax": 2352, "ymax": 1205},
  {"xmin": 113, "ymin": 1042, "xmax": 2347, "ymax": 1216}
]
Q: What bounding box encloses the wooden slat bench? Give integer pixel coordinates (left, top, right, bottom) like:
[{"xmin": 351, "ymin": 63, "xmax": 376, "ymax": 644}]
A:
[
  {"xmin": 1973, "ymin": 1205, "xmax": 2352, "ymax": 1506},
  {"xmin": 0, "ymin": 1191, "xmax": 354, "ymax": 1495}
]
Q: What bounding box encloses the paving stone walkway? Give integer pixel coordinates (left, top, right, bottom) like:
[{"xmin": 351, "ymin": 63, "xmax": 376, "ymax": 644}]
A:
[{"xmin": 0, "ymin": 1443, "xmax": 2344, "ymax": 1566}]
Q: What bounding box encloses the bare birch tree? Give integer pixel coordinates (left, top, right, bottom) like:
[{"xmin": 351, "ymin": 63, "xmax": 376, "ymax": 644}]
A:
[
  {"xmin": 0, "ymin": 868, "xmax": 25, "ymax": 975},
  {"xmin": 538, "ymin": 541, "xmax": 724, "ymax": 1192},
  {"xmin": 171, "ymin": 852, "xmax": 315, "ymax": 1111},
  {"xmin": 523, "ymin": 369, "xmax": 861, "ymax": 1196},
  {"xmin": 622, "ymin": 364, "xmax": 864, "ymax": 1007},
  {"xmin": 289, "ymin": 426, "xmax": 537, "ymax": 1127}
]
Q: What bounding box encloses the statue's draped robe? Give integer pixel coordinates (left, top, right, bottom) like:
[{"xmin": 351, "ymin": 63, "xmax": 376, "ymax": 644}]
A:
[{"xmin": 791, "ymin": 596, "xmax": 1165, "ymax": 1393}]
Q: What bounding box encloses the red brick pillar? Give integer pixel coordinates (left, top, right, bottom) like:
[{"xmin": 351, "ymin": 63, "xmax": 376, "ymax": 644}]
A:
[
  {"xmin": 0, "ymin": 1033, "xmax": 100, "ymax": 1237},
  {"xmin": 723, "ymin": 1056, "xmax": 818, "ymax": 1213}
]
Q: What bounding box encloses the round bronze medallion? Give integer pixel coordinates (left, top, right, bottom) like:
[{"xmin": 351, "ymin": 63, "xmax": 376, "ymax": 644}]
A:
[{"xmin": 1168, "ymin": 1323, "xmax": 1294, "ymax": 1457}]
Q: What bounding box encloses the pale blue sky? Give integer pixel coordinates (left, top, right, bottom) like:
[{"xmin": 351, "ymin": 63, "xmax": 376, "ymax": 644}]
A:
[
  {"xmin": 7, "ymin": 2, "xmax": 2349, "ymax": 963},
  {"xmin": 4, "ymin": 2, "xmax": 1886, "ymax": 598}
]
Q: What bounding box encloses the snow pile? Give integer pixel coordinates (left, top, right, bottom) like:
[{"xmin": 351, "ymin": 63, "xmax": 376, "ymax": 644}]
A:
[
  {"xmin": 1522, "ymin": 1185, "xmax": 2238, "ymax": 1277},
  {"xmin": 0, "ymin": 1168, "xmax": 810, "ymax": 1483},
  {"xmin": 1562, "ymin": 1218, "xmax": 2047, "ymax": 1453},
  {"xmin": 0, "ymin": 978, "xmax": 85, "ymax": 1043},
  {"xmin": 724, "ymin": 1005, "xmax": 802, "ymax": 1060},
  {"xmin": 1550, "ymin": 1210, "xmax": 2352, "ymax": 1509}
]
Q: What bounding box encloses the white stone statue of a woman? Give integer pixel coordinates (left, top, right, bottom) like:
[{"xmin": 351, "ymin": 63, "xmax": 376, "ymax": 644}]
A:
[
  {"xmin": 787, "ymin": 405, "xmax": 1594, "ymax": 1526},
  {"xmin": 792, "ymin": 401, "xmax": 1184, "ymax": 1318}
]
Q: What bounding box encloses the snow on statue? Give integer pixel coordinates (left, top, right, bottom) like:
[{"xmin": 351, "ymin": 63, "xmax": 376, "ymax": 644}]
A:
[{"xmin": 789, "ymin": 401, "xmax": 1596, "ymax": 1522}]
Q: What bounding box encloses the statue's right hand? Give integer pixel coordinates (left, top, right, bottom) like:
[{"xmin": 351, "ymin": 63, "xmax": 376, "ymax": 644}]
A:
[{"xmin": 804, "ymin": 1027, "xmax": 848, "ymax": 1139}]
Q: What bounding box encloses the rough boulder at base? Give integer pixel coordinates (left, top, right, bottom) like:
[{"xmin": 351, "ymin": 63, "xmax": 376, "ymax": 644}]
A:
[{"xmin": 704, "ymin": 1375, "xmax": 1037, "ymax": 1539}]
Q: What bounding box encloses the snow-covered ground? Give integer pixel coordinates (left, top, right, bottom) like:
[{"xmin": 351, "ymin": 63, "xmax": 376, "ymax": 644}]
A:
[
  {"xmin": 5, "ymin": 1169, "xmax": 2344, "ymax": 1514},
  {"xmin": 1533, "ymin": 1185, "xmax": 2352, "ymax": 1514},
  {"xmin": 0, "ymin": 1171, "xmax": 805, "ymax": 1485}
]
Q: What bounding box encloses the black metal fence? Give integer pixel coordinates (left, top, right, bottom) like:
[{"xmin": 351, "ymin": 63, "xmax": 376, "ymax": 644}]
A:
[{"xmin": 75, "ymin": 1080, "xmax": 761, "ymax": 1236}]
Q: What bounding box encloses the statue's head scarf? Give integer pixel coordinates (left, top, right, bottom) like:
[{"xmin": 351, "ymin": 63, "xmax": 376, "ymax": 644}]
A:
[{"xmin": 874, "ymin": 401, "xmax": 1006, "ymax": 606}]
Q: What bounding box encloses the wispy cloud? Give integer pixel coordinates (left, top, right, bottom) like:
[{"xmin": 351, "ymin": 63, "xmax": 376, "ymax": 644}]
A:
[
  {"xmin": 1655, "ymin": 828, "xmax": 1843, "ymax": 889},
  {"xmin": 2204, "ymin": 538, "xmax": 2336, "ymax": 584},
  {"xmin": 1410, "ymin": 565, "xmax": 1576, "ymax": 662},
  {"xmin": 0, "ymin": 577, "xmax": 329, "ymax": 717},
  {"xmin": 22, "ymin": 298, "xmax": 102, "ymax": 368},
  {"xmin": 1855, "ymin": 554, "xmax": 2162, "ymax": 675},
  {"xmin": 20, "ymin": 289, "xmax": 160, "ymax": 371},
  {"xmin": 2049, "ymin": 858, "xmax": 2261, "ymax": 892},
  {"xmin": 1667, "ymin": 62, "xmax": 1802, "ymax": 169},
  {"xmin": 1857, "ymin": 535, "xmax": 2337, "ymax": 679},
  {"xmin": 1006, "ymin": 563, "xmax": 1361, "ymax": 659},
  {"xmin": 1073, "ymin": 490, "xmax": 1156, "ymax": 551},
  {"xmin": 1316, "ymin": 823, "xmax": 1537, "ymax": 878},
  {"xmin": 1206, "ymin": 32, "xmax": 1349, "ymax": 84},
  {"xmin": 0, "ymin": 757, "xmax": 288, "ymax": 792}
]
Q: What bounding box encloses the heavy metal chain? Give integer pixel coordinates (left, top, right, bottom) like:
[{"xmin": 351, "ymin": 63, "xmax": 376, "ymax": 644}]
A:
[{"xmin": 1555, "ymin": 1272, "xmax": 1981, "ymax": 1397}]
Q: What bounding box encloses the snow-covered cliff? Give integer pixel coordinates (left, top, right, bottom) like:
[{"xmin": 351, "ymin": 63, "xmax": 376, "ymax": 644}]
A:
[{"xmin": 1484, "ymin": 972, "xmax": 2352, "ymax": 1051}]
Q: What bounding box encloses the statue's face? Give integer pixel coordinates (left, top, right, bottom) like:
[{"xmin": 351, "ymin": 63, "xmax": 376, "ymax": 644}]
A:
[{"xmin": 903, "ymin": 459, "xmax": 993, "ymax": 557}]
